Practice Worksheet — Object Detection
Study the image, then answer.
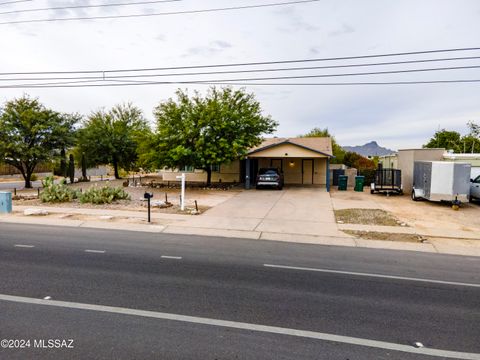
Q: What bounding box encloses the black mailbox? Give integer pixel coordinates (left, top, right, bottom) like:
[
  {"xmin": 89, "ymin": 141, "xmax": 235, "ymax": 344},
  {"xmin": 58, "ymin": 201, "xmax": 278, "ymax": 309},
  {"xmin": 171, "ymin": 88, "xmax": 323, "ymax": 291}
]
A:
[{"xmin": 144, "ymin": 192, "xmax": 154, "ymax": 199}]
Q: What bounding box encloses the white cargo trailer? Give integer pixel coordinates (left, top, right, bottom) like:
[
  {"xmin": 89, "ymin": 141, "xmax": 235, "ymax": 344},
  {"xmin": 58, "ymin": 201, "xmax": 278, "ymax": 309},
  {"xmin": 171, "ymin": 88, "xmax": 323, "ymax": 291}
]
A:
[{"xmin": 411, "ymin": 161, "xmax": 471, "ymax": 205}]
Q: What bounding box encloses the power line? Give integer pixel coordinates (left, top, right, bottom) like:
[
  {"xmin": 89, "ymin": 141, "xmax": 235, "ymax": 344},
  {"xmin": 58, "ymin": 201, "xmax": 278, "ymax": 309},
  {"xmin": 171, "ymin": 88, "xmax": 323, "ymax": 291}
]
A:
[
  {"xmin": 0, "ymin": 0, "xmax": 321, "ymax": 25},
  {"xmin": 1, "ymin": 78, "xmax": 480, "ymax": 88},
  {"xmin": 2, "ymin": 63, "xmax": 480, "ymax": 82},
  {"xmin": 0, "ymin": 0, "xmax": 31, "ymax": 6},
  {"xmin": 1, "ymin": 47, "xmax": 480, "ymax": 76},
  {"xmin": 0, "ymin": 0, "xmax": 182, "ymax": 16}
]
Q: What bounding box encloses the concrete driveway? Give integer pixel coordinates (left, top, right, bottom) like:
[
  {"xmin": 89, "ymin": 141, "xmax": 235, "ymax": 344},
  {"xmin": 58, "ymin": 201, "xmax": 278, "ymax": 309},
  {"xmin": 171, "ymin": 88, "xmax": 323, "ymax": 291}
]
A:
[{"xmin": 178, "ymin": 188, "xmax": 346, "ymax": 239}]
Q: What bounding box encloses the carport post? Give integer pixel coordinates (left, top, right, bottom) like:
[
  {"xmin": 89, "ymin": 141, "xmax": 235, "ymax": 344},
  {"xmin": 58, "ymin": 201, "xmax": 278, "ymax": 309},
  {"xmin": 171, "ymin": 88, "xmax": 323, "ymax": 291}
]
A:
[
  {"xmin": 326, "ymin": 157, "xmax": 331, "ymax": 192},
  {"xmin": 245, "ymin": 158, "xmax": 251, "ymax": 190}
]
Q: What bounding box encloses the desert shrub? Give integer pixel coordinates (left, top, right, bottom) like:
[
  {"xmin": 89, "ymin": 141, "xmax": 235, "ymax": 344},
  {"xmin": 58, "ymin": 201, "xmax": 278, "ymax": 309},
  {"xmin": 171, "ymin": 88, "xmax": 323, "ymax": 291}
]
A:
[
  {"xmin": 30, "ymin": 173, "xmax": 38, "ymax": 181},
  {"xmin": 79, "ymin": 185, "xmax": 130, "ymax": 204},
  {"xmin": 40, "ymin": 176, "xmax": 77, "ymax": 203}
]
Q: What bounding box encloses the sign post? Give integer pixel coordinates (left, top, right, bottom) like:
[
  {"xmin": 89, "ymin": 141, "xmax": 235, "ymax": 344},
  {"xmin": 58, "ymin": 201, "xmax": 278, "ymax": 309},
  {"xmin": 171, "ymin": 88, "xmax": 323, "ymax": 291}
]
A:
[{"xmin": 176, "ymin": 173, "xmax": 186, "ymax": 211}]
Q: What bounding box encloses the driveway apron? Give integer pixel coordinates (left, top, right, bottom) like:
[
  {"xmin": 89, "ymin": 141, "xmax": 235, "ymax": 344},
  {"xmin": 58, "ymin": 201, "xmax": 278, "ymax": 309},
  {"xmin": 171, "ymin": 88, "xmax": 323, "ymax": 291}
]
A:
[{"xmin": 180, "ymin": 188, "xmax": 344, "ymax": 237}]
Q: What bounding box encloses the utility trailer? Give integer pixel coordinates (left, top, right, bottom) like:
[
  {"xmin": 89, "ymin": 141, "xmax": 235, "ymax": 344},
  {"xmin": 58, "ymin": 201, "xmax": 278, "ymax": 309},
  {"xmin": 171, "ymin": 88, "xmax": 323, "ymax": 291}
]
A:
[
  {"xmin": 370, "ymin": 168, "xmax": 403, "ymax": 195},
  {"xmin": 411, "ymin": 161, "xmax": 471, "ymax": 207}
]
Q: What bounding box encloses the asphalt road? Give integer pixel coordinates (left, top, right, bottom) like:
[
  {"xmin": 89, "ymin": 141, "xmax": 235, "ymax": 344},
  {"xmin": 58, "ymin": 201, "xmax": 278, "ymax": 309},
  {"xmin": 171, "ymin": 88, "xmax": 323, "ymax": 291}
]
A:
[{"xmin": 0, "ymin": 223, "xmax": 479, "ymax": 359}]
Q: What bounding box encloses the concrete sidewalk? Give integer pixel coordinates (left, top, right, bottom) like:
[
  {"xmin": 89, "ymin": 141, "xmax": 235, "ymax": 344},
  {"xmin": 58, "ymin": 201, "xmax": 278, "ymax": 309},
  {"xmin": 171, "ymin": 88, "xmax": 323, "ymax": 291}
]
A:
[{"xmin": 2, "ymin": 196, "xmax": 480, "ymax": 257}]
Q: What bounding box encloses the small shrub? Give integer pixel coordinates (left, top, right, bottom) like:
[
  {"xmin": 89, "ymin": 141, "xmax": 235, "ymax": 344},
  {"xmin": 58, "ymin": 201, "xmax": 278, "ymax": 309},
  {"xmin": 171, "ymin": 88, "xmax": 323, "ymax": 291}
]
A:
[
  {"xmin": 79, "ymin": 185, "xmax": 130, "ymax": 204},
  {"xmin": 30, "ymin": 173, "xmax": 38, "ymax": 181},
  {"xmin": 40, "ymin": 176, "xmax": 77, "ymax": 203}
]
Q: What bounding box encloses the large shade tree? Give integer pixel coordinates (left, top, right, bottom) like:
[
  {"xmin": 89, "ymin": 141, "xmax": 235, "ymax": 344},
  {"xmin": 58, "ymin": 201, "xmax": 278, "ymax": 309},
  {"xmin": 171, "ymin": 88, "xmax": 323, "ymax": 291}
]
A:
[
  {"xmin": 423, "ymin": 129, "xmax": 462, "ymax": 152},
  {"xmin": 300, "ymin": 127, "xmax": 345, "ymax": 163},
  {"xmin": 423, "ymin": 122, "xmax": 480, "ymax": 153},
  {"xmin": 147, "ymin": 87, "xmax": 278, "ymax": 186},
  {"xmin": 76, "ymin": 104, "xmax": 150, "ymax": 179},
  {"xmin": 0, "ymin": 96, "xmax": 78, "ymax": 188}
]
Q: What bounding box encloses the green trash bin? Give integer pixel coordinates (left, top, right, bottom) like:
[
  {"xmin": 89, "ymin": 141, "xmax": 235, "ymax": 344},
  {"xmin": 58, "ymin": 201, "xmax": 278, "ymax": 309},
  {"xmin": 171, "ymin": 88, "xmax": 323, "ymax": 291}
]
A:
[
  {"xmin": 338, "ymin": 175, "xmax": 348, "ymax": 191},
  {"xmin": 354, "ymin": 176, "xmax": 365, "ymax": 192}
]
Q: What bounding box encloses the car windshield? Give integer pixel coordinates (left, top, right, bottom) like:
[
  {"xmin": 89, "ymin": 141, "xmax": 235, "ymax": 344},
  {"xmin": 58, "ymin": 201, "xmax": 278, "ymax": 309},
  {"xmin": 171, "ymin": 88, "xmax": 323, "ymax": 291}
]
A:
[{"xmin": 258, "ymin": 168, "xmax": 278, "ymax": 175}]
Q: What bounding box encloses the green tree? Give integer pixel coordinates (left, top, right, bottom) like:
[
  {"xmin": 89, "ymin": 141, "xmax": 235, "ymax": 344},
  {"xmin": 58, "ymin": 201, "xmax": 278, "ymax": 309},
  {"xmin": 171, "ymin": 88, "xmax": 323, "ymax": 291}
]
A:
[
  {"xmin": 467, "ymin": 121, "xmax": 480, "ymax": 138},
  {"xmin": 0, "ymin": 96, "xmax": 78, "ymax": 188},
  {"xmin": 300, "ymin": 127, "xmax": 345, "ymax": 163},
  {"xmin": 423, "ymin": 129, "xmax": 461, "ymax": 152},
  {"xmin": 149, "ymin": 87, "xmax": 278, "ymax": 186},
  {"xmin": 75, "ymin": 103, "xmax": 150, "ymax": 179},
  {"xmin": 461, "ymin": 121, "xmax": 480, "ymax": 153}
]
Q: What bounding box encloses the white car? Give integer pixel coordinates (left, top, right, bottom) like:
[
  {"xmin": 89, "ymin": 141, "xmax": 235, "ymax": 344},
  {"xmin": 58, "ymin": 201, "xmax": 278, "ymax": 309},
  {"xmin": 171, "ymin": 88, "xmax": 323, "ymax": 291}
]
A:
[{"xmin": 469, "ymin": 175, "xmax": 480, "ymax": 202}]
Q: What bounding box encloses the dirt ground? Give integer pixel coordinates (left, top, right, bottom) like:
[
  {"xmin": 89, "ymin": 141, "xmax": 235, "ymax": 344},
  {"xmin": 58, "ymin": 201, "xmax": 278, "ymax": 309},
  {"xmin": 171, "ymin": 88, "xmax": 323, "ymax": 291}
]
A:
[
  {"xmin": 12, "ymin": 176, "xmax": 242, "ymax": 214},
  {"xmin": 334, "ymin": 208, "xmax": 405, "ymax": 226},
  {"xmin": 342, "ymin": 230, "xmax": 424, "ymax": 243},
  {"xmin": 331, "ymin": 189, "xmax": 480, "ymax": 235}
]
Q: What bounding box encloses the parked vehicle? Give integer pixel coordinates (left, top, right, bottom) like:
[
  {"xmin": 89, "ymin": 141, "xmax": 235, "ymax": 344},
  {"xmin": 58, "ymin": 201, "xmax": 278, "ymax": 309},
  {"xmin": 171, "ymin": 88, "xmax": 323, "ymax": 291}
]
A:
[
  {"xmin": 256, "ymin": 168, "xmax": 284, "ymax": 190},
  {"xmin": 411, "ymin": 161, "xmax": 471, "ymax": 207},
  {"xmin": 370, "ymin": 168, "xmax": 403, "ymax": 195},
  {"xmin": 469, "ymin": 175, "xmax": 480, "ymax": 202}
]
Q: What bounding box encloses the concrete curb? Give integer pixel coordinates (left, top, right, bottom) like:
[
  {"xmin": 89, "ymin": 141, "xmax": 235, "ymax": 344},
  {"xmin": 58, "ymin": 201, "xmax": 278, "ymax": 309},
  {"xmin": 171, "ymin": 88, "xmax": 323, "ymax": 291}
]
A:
[{"xmin": 1, "ymin": 213, "xmax": 480, "ymax": 257}]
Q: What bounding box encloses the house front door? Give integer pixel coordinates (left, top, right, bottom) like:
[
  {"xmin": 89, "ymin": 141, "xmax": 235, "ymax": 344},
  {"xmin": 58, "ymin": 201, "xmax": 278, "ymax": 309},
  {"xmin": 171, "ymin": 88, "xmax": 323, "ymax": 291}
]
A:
[{"xmin": 302, "ymin": 159, "xmax": 313, "ymax": 184}]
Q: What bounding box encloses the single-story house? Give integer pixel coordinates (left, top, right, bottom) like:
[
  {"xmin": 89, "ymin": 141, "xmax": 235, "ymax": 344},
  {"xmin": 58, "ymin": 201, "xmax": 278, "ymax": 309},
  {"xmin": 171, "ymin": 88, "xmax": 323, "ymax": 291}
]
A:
[{"xmin": 160, "ymin": 137, "xmax": 334, "ymax": 190}]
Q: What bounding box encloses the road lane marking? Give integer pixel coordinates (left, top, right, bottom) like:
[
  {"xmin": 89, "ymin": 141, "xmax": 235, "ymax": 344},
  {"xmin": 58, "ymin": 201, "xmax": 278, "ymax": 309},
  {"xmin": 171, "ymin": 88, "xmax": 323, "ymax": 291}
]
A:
[
  {"xmin": 263, "ymin": 264, "xmax": 480, "ymax": 288},
  {"xmin": 0, "ymin": 293, "xmax": 477, "ymax": 360},
  {"xmin": 84, "ymin": 249, "xmax": 106, "ymax": 254},
  {"xmin": 43, "ymin": 296, "xmax": 51, "ymax": 300},
  {"xmin": 161, "ymin": 255, "xmax": 182, "ymax": 260},
  {"xmin": 14, "ymin": 244, "xmax": 35, "ymax": 248}
]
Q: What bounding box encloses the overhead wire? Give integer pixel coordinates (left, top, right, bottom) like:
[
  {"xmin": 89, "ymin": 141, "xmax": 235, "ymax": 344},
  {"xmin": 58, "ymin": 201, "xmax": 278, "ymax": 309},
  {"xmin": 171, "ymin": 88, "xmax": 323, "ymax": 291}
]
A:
[
  {"xmin": 1, "ymin": 47, "xmax": 480, "ymax": 76},
  {"xmin": 0, "ymin": 0, "xmax": 321, "ymax": 25},
  {"xmin": 0, "ymin": 0, "xmax": 32, "ymax": 6},
  {"xmin": 0, "ymin": 0, "xmax": 182, "ymax": 16},
  {"xmin": 1, "ymin": 64, "xmax": 480, "ymax": 82},
  {"xmin": 2, "ymin": 79, "xmax": 480, "ymax": 89},
  {"xmin": 0, "ymin": 47, "xmax": 479, "ymax": 88}
]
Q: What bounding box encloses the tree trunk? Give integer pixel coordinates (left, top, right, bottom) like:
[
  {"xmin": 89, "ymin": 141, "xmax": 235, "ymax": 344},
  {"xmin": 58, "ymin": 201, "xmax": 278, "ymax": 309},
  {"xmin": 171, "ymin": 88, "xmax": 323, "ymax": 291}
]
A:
[
  {"xmin": 24, "ymin": 170, "xmax": 33, "ymax": 189},
  {"xmin": 205, "ymin": 167, "xmax": 212, "ymax": 187},
  {"xmin": 113, "ymin": 157, "xmax": 120, "ymax": 179}
]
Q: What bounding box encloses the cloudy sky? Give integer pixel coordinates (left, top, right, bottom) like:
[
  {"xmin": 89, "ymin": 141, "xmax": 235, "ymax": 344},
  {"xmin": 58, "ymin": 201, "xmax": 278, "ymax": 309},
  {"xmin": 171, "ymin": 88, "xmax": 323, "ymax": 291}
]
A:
[{"xmin": 1, "ymin": 0, "xmax": 479, "ymax": 150}]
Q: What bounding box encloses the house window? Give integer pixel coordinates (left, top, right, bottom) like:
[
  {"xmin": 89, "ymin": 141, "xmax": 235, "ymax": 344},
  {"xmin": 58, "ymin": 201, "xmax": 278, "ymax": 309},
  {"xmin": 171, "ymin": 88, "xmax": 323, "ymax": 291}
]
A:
[
  {"xmin": 211, "ymin": 164, "xmax": 220, "ymax": 172},
  {"xmin": 179, "ymin": 165, "xmax": 194, "ymax": 172}
]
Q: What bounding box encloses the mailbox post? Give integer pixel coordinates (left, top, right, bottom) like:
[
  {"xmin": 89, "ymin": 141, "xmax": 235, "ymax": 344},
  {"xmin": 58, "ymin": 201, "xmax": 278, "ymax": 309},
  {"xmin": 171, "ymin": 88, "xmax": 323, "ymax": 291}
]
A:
[
  {"xmin": 144, "ymin": 192, "xmax": 153, "ymax": 222},
  {"xmin": 176, "ymin": 173, "xmax": 186, "ymax": 211}
]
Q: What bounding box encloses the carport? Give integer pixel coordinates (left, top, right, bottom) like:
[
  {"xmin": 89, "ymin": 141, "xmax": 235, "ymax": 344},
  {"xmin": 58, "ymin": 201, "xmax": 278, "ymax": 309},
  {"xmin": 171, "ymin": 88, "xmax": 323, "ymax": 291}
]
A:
[{"xmin": 243, "ymin": 137, "xmax": 333, "ymax": 191}]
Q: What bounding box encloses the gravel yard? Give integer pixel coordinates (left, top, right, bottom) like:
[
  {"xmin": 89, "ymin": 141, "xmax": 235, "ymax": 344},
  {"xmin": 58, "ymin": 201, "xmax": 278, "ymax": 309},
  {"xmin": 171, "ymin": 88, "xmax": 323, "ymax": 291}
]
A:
[
  {"xmin": 331, "ymin": 188, "xmax": 480, "ymax": 236},
  {"xmin": 12, "ymin": 176, "xmax": 243, "ymax": 214}
]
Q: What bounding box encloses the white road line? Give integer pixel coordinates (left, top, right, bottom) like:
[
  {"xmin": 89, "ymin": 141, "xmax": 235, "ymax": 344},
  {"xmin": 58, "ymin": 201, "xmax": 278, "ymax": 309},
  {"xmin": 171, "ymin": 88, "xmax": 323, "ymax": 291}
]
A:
[
  {"xmin": 0, "ymin": 293, "xmax": 478, "ymax": 359},
  {"xmin": 263, "ymin": 264, "xmax": 480, "ymax": 288},
  {"xmin": 161, "ymin": 255, "xmax": 182, "ymax": 260},
  {"xmin": 14, "ymin": 244, "xmax": 35, "ymax": 248},
  {"xmin": 84, "ymin": 249, "xmax": 106, "ymax": 254}
]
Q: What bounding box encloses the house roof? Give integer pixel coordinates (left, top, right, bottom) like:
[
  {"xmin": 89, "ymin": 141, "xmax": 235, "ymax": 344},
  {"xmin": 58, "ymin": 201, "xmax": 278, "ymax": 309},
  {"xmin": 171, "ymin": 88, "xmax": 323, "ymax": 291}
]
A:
[{"xmin": 248, "ymin": 137, "xmax": 333, "ymax": 157}]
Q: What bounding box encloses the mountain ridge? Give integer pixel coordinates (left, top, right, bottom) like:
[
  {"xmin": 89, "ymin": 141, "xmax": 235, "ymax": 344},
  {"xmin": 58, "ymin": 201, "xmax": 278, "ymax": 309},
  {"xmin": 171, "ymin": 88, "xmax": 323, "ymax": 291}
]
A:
[{"xmin": 342, "ymin": 141, "xmax": 395, "ymax": 157}]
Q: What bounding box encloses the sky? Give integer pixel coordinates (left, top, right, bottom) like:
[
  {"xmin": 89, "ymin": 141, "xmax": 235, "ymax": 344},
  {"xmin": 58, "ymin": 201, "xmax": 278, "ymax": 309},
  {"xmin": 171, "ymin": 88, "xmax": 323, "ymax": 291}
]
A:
[{"xmin": 0, "ymin": 0, "xmax": 479, "ymax": 150}]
